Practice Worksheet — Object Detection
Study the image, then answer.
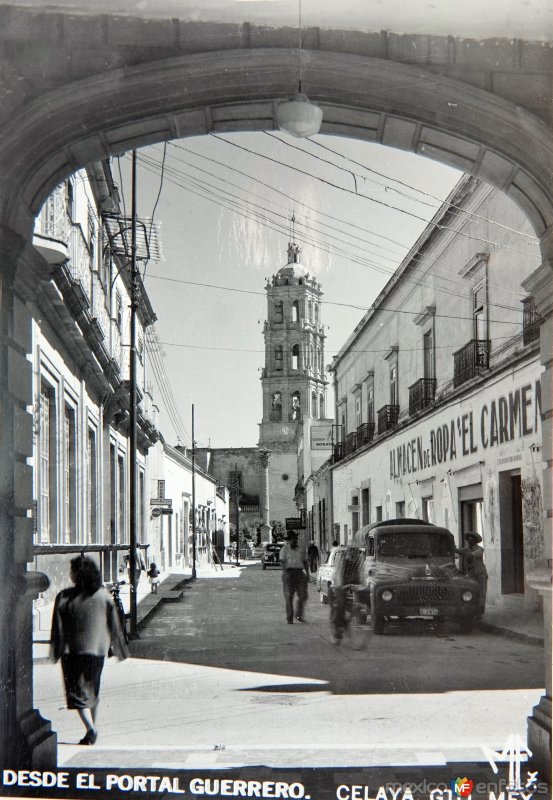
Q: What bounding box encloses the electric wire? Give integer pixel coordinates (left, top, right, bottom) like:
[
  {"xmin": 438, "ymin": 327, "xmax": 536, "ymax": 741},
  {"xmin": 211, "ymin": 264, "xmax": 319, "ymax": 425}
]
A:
[
  {"xmin": 134, "ymin": 152, "xmax": 528, "ymax": 313},
  {"xmin": 270, "ymin": 133, "xmax": 539, "ymax": 241},
  {"xmin": 210, "ymin": 134, "xmax": 528, "ymax": 252},
  {"xmin": 146, "ymin": 144, "xmax": 529, "ymax": 301}
]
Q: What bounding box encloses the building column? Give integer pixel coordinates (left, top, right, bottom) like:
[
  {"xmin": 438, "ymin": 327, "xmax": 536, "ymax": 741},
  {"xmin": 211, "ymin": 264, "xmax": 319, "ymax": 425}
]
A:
[
  {"xmin": 0, "ymin": 227, "xmax": 55, "ymax": 768},
  {"xmin": 258, "ymin": 449, "xmax": 272, "ymax": 543},
  {"xmin": 522, "ymin": 257, "xmax": 553, "ymax": 774}
]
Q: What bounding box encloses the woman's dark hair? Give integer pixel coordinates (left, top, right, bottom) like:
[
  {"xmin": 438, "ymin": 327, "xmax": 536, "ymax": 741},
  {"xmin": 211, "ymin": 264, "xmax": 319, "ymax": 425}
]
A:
[{"xmin": 70, "ymin": 556, "xmax": 102, "ymax": 595}]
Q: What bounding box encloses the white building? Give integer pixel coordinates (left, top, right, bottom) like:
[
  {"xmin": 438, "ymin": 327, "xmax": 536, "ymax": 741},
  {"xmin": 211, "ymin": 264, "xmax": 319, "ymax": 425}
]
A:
[
  {"xmin": 148, "ymin": 441, "xmax": 230, "ymax": 570},
  {"xmin": 30, "ymin": 162, "xmax": 161, "ymax": 637},
  {"xmin": 324, "ymin": 176, "xmax": 544, "ymax": 615}
]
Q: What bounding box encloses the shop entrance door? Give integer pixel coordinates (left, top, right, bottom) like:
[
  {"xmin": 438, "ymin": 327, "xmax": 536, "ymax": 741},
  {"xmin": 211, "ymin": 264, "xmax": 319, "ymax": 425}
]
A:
[{"xmin": 499, "ymin": 472, "xmax": 525, "ymax": 594}]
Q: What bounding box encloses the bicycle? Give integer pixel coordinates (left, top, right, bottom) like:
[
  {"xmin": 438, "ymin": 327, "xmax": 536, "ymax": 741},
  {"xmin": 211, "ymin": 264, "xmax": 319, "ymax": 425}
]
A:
[
  {"xmin": 105, "ymin": 579, "xmax": 129, "ymax": 644},
  {"xmin": 329, "ymin": 585, "xmax": 371, "ymax": 650}
]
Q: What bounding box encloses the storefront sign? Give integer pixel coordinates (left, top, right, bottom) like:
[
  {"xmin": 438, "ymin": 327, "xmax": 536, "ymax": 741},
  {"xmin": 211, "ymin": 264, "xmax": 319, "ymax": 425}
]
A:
[
  {"xmin": 389, "ymin": 379, "xmax": 541, "ymax": 480},
  {"xmin": 310, "ymin": 423, "xmax": 333, "ymax": 449}
]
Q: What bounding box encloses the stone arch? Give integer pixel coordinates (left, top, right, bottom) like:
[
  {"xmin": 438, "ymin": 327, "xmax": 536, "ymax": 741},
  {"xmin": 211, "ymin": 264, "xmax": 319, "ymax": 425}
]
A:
[{"xmin": 0, "ymin": 50, "xmax": 552, "ymax": 245}]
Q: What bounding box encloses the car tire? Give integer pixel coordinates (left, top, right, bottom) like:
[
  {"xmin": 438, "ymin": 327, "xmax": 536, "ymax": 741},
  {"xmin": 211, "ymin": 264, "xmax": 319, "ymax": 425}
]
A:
[{"xmin": 371, "ymin": 612, "xmax": 385, "ymax": 635}]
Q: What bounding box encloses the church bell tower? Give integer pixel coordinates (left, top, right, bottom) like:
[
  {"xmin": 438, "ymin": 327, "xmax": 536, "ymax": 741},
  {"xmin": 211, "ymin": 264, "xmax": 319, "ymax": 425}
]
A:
[{"xmin": 259, "ymin": 241, "xmax": 327, "ymax": 460}]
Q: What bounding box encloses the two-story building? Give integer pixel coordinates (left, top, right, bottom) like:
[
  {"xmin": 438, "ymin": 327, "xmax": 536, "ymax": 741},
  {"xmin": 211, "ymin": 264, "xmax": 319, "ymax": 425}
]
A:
[{"xmin": 323, "ymin": 176, "xmax": 544, "ymax": 615}]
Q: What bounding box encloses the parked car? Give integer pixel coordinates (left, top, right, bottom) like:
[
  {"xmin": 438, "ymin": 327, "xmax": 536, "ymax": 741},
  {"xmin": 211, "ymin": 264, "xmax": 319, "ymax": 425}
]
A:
[
  {"xmin": 352, "ymin": 519, "xmax": 481, "ymax": 634},
  {"xmin": 261, "ymin": 543, "xmax": 282, "ymax": 569},
  {"xmin": 316, "ymin": 546, "xmax": 349, "ymax": 603}
]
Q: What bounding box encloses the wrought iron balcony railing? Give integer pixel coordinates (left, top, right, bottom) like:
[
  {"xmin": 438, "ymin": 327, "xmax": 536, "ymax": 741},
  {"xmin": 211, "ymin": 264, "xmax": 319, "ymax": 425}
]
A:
[
  {"xmin": 357, "ymin": 422, "xmax": 375, "ymax": 446},
  {"xmin": 522, "ymin": 296, "xmax": 541, "ymax": 345},
  {"xmin": 345, "ymin": 431, "xmax": 358, "ymax": 455},
  {"xmin": 408, "ymin": 378, "xmax": 437, "ymax": 415},
  {"xmin": 453, "ymin": 339, "xmax": 490, "ymax": 388},
  {"xmin": 332, "ymin": 442, "xmax": 344, "ymax": 463},
  {"xmin": 377, "ymin": 404, "xmax": 399, "ymax": 434}
]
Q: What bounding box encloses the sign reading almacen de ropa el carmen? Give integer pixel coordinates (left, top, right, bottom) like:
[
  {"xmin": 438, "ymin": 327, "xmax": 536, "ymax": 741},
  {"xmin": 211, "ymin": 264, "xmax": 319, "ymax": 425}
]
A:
[{"xmin": 389, "ymin": 368, "xmax": 541, "ymax": 481}]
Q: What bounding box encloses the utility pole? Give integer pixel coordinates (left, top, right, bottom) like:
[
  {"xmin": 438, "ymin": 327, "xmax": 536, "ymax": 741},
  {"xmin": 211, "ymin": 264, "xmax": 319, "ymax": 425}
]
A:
[
  {"xmin": 191, "ymin": 404, "xmax": 197, "ymax": 579},
  {"xmin": 233, "ymin": 465, "xmax": 240, "ymax": 567},
  {"xmin": 129, "ymin": 149, "xmax": 139, "ymax": 639}
]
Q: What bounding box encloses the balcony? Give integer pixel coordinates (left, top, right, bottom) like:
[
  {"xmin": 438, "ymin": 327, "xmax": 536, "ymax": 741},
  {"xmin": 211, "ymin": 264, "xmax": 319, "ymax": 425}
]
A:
[
  {"xmin": 357, "ymin": 422, "xmax": 375, "ymax": 446},
  {"xmin": 377, "ymin": 404, "xmax": 399, "ymax": 434},
  {"xmin": 522, "ymin": 296, "xmax": 541, "ymax": 345},
  {"xmin": 345, "ymin": 431, "xmax": 358, "ymax": 455},
  {"xmin": 453, "ymin": 339, "xmax": 490, "ymax": 388},
  {"xmin": 408, "ymin": 378, "xmax": 437, "ymax": 415},
  {"xmin": 33, "ymin": 186, "xmax": 70, "ymax": 264},
  {"xmin": 67, "ymin": 224, "xmax": 92, "ymax": 307},
  {"xmin": 91, "ymin": 273, "xmax": 110, "ymax": 341}
]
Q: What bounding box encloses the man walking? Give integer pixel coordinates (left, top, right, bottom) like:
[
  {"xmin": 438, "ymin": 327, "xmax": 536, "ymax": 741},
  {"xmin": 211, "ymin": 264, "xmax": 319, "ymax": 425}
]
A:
[
  {"xmin": 307, "ymin": 540, "xmax": 320, "ymax": 579},
  {"xmin": 279, "ymin": 531, "xmax": 309, "ymax": 623}
]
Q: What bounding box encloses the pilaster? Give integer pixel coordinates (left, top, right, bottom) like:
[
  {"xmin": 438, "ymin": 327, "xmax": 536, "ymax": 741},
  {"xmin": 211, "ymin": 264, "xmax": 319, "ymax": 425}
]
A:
[{"xmin": 0, "ymin": 226, "xmax": 55, "ymax": 768}]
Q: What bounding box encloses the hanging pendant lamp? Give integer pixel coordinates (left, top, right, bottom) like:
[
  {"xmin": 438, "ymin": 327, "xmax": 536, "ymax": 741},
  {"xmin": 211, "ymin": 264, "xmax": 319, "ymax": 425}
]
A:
[{"xmin": 276, "ymin": 0, "xmax": 322, "ymax": 138}]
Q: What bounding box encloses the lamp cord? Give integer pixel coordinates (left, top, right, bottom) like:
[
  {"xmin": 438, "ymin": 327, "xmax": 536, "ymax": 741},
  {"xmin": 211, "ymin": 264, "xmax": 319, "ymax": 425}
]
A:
[{"xmin": 298, "ymin": 0, "xmax": 302, "ymax": 93}]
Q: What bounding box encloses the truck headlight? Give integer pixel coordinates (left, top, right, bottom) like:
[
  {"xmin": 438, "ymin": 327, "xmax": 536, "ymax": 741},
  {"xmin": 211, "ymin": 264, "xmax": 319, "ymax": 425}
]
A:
[
  {"xmin": 381, "ymin": 590, "xmax": 393, "ymax": 602},
  {"xmin": 462, "ymin": 591, "xmax": 473, "ymax": 602}
]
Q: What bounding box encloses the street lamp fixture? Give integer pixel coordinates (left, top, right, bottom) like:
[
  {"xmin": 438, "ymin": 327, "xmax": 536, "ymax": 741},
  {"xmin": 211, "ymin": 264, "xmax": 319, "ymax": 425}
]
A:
[{"xmin": 276, "ymin": 0, "xmax": 322, "ymax": 138}]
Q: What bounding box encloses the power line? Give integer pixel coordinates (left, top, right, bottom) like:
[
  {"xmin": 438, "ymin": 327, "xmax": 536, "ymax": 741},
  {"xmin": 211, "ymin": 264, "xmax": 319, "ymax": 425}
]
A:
[
  {"xmin": 210, "ymin": 134, "xmax": 528, "ymax": 253},
  {"xmin": 135, "ymin": 150, "xmax": 528, "ymax": 308},
  {"xmin": 145, "ymin": 272, "xmax": 526, "ymax": 320}
]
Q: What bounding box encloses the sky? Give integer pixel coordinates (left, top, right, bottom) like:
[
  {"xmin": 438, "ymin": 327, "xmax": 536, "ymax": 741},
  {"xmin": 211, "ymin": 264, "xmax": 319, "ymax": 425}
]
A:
[{"xmin": 116, "ymin": 134, "xmax": 461, "ymax": 449}]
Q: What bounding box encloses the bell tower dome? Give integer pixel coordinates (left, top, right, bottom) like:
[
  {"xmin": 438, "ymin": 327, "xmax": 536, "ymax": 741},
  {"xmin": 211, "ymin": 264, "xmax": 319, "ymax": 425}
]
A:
[{"xmin": 259, "ymin": 241, "xmax": 327, "ymax": 451}]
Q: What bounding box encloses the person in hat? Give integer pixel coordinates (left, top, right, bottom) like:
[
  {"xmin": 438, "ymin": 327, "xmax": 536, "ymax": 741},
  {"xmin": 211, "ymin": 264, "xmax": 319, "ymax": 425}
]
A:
[
  {"xmin": 456, "ymin": 532, "xmax": 488, "ymax": 616},
  {"xmin": 279, "ymin": 531, "xmax": 309, "ymax": 623}
]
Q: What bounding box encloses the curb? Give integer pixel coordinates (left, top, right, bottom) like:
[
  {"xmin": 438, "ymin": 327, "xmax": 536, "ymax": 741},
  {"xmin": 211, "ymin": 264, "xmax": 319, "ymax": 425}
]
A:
[{"xmin": 477, "ymin": 619, "xmax": 544, "ymax": 647}]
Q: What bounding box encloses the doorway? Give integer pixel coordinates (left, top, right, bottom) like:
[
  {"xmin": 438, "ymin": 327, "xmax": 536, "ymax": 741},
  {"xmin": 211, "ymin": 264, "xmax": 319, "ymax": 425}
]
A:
[{"xmin": 499, "ymin": 471, "xmax": 525, "ymax": 594}]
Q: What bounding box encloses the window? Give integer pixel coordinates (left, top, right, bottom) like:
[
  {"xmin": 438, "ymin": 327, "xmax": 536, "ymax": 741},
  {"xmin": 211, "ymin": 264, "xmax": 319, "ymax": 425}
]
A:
[
  {"xmin": 65, "ymin": 179, "xmax": 74, "ymax": 221},
  {"xmin": 473, "ymin": 282, "xmax": 487, "ymax": 340},
  {"xmin": 355, "ymin": 394, "xmax": 362, "ymax": 427},
  {"xmin": 274, "ymin": 301, "xmax": 283, "ymax": 323},
  {"xmin": 362, "ymin": 487, "xmax": 370, "ymax": 525},
  {"xmin": 390, "ymin": 362, "xmax": 398, "ymax": 406},
  {"xmin": 115, "ymin": 292, "xmax": 123, "ymax": 330},
  {"xmin": 271, "ymin": 391, "xmax": 282, "ymax": 421},
  {"xmin": 423, "ymin": 329, "xmax": 434, "ymax": 380},
  {"xmin": 292, "ymin": 343, "xmax": 300, "ymax": 370},
  {"xmin": 39, "ymin": 386, "xmax": 55, "ymax": 543},
  {"xmin": 63, "ymin": 405, "xmax": 77, "ymax": 544},
  {"xmin": 87, "ymin": 428, "xmax": 98, "ymax": 544},
  {"xmin": 290, "ymin": 391, "xmax": 301, "ymax": 420},
  {"xmin": 118, "ymin": 454, "xmax": 126, "ymax": 542},
  {"xmin": 274, "ymin": 345, "xmax": 283, "ymax": 371},
  {"xmin": 366, "ymin": 383, "xmax": 374, "ymax": 423}
]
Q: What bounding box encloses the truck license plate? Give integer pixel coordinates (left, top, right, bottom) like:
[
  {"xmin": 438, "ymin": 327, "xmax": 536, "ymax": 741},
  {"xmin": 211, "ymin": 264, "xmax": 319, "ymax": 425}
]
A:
[{"xmin": 420, "ymin": 607, "xmax": 439, "ymax": 616}]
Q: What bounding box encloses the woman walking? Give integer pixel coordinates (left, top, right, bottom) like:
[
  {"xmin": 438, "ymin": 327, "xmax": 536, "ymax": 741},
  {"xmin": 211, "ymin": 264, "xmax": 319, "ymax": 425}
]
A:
[{"xmin": 50, "ymin": 556, "xmax": 129, "ymax": 745}]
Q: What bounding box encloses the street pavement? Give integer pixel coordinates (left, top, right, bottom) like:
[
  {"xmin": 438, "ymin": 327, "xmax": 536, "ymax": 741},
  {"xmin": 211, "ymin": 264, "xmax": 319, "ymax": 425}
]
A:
[{"xmin": 33, "ymin": 560, "xmax": 546, "ymax": 776}]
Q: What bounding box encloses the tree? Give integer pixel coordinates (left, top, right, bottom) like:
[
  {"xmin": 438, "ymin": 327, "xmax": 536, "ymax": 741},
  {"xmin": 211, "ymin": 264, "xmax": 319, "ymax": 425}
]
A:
[{"xmin": 270, "ymin": 519, "xmax": 286, "ymax": 543}]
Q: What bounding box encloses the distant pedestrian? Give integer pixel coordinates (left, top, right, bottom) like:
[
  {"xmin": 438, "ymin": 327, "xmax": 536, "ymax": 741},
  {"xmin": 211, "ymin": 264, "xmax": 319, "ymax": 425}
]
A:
[
  {"xmin": 147, "ymin": 562, "xmax": 161, "ymax": 594},
  {"xmin": 50, "ymin": 556, "xmax": 129, "ymax": 745},
  {"xmin": 307, "ymin": 541, "xmax": 320, "ymax": 578},
  {"xmin": 123, "ymin": 548, "xmax": 145, "ymax": 585},
  {"xmin": 279, "ymin": 531, "xmax": 309, "ymax": 623},
  {"xmin": 456, "ymin": 532, "xmax": 488, "ymax": 616}
]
